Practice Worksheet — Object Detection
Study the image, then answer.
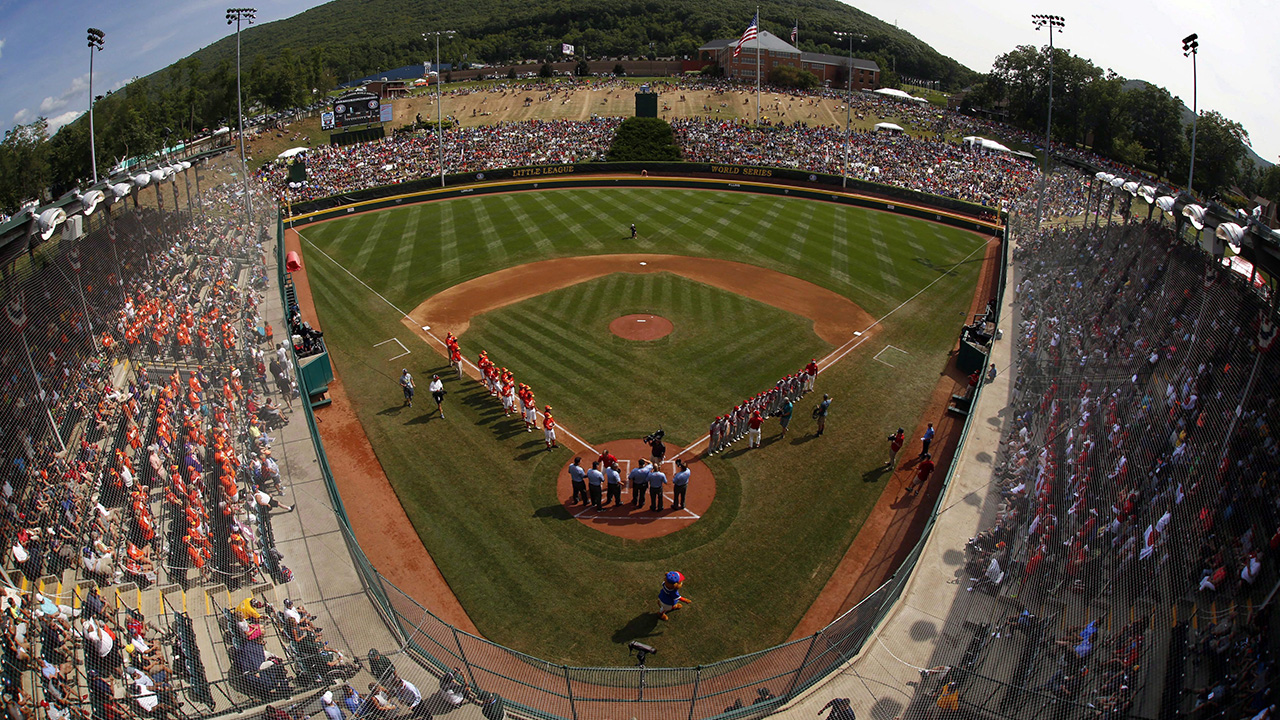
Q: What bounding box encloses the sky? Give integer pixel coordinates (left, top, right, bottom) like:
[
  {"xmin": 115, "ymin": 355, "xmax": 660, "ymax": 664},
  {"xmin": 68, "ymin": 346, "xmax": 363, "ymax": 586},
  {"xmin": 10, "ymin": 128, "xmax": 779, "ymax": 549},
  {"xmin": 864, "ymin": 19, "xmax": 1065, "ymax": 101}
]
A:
[{"xmin": 0, "ymin": 0, "xmax": 1277, "ymax": 163}]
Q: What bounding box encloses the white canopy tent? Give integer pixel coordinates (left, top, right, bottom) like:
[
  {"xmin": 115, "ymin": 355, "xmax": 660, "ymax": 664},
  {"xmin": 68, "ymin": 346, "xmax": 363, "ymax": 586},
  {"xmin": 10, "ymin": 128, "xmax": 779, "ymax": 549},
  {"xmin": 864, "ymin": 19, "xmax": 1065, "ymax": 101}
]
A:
[
  {"xmin": 873, "ymin": 87, "xmax": 928, "ymax": 104},
  {"xmin": 277, "ymin": 147, "xmax": 310, "ymax": 159},
  {"xmin": 962, "ymin": 136, "xmax": 1013, "ymax": 155},
  {"xmin": 873, "ymin": 122, "xmax": 905, "ymax": 134}
]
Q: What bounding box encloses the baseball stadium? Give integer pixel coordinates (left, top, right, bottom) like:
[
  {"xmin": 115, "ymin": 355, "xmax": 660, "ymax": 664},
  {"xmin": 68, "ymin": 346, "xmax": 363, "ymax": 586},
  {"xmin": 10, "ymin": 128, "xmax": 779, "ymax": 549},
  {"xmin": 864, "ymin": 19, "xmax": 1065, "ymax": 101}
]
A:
[{"xmin": 1, "ymin": 71, "xmax": 1278, "ymax": 720}]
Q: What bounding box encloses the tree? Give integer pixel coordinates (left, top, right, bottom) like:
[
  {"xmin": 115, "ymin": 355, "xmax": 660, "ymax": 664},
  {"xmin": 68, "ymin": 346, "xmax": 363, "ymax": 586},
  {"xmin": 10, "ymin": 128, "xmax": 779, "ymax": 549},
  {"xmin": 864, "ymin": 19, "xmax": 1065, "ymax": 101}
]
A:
[
  {"xmin": 1121, "ymin": 82, "xmax": 1186, "ymax": 177},
  {"xmin": 539, "ymin": 62, "xmax": 554, "ymax": 78},
  {"xmin": 506, "ymin": 67, "xmax": 517, "ymax": 80},
  {"xmin": 1257, "ymin": 164, "xmax": 1280, "ymax": 209},
  {"xmin": 614, "ymin": 63, "xmax": 626, "ymax": 76},
  {"xmin": 768, "ymin": 65, "xmax": 819, "ymax": 90},
  {"xmin": 607, "ymin": 117, "xmax": 681, "ymax": 161},
  {"xmin": 0, "ymin": 120, "xmax": 51, "ymax": 213},
  {"xmin": 1189, "ymin": 110, "xmax": 1249, "ymax": 196},
  {"xmin": 575, "ymin": 59, "xmax": 591, "ymax": 77}
]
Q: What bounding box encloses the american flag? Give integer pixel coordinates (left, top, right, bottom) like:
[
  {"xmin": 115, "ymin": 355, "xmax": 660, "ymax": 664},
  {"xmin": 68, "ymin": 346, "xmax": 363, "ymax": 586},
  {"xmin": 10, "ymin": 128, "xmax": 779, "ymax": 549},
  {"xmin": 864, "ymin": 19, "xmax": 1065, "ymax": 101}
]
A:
[
  {"xmin": 733, "ymin": 12, "xmax": 759, "ymax": 58},
  {"xmin": 791, "ymin": 22, "xmax": 798, "ymax": 44}
]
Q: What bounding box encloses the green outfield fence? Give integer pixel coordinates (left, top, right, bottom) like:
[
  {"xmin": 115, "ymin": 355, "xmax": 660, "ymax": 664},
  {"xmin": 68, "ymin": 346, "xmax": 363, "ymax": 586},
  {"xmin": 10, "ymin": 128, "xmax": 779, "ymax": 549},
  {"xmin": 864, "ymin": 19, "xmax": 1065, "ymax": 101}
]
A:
[{"xmin": 276, "ymin": 168, "xmax": 1009, "ymax": 720}]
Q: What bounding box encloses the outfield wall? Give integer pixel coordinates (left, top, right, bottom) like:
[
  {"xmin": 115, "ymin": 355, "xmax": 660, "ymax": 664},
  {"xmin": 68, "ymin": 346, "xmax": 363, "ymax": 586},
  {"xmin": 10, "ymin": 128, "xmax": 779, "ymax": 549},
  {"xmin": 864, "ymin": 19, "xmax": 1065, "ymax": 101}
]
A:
[
  {"xmin": 283, "ymin": 162, "xmax": 1003, "ymax": 234},
  {"xmin": 278, "ymin": 172, "xmax": 1011, "ymax": 720}
]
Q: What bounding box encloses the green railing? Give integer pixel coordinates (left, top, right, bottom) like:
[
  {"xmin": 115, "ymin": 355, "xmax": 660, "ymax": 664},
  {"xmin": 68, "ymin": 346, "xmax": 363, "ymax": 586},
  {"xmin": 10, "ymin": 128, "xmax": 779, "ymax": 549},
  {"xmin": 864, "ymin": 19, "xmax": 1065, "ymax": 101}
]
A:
[{"xmin": 274, "ymin": 172, "xmax": 1009, "ymax": 719}]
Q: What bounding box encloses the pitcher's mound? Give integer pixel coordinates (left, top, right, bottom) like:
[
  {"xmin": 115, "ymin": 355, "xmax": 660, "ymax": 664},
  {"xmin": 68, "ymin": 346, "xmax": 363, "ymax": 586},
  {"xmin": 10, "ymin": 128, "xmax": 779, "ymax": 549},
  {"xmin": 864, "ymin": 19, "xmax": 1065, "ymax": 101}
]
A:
[{"xmin": 609, "ymin": 314, "xmax": 673, "ymax": 341}]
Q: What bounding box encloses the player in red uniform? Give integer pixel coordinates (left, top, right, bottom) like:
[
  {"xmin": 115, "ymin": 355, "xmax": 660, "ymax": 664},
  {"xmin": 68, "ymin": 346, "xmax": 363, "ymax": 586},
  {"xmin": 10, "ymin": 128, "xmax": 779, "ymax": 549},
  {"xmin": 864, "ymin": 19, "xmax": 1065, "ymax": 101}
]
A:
[
  {"xmin": 543, "ymin": 406, "xmax": 558, "ymax": 449},
  {"xmin": 804, "ymin": 358, "xmax": 818, "ymax": 393}
]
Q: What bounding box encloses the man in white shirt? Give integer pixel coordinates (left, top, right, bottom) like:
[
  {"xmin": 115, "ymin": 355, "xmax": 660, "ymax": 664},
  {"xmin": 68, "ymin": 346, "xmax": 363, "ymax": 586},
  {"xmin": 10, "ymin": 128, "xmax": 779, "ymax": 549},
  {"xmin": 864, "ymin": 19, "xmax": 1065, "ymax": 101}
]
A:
[{"xmin": 428, "ymin": 375, "xmax": 446, "ymax": 417}]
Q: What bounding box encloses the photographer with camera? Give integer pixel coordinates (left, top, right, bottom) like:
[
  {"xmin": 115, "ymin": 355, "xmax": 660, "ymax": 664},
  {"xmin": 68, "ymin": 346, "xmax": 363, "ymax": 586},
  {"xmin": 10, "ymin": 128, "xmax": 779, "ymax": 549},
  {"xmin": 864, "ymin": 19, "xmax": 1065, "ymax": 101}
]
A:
[
  {"xmin": 429, "ymin": 375, "xmax": 446, "ymax": 418},
  {"xmin": 644, "ymin": 430, "xmax": 667, "ymax": 466}
]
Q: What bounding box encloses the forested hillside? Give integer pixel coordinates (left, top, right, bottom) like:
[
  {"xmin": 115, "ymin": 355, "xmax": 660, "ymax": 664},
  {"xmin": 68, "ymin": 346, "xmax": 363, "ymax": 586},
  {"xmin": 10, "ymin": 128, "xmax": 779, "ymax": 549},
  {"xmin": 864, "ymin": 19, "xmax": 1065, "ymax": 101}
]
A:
[{"xmin": 173, "ymin": 0, "xmax": 976, "ymax": 90}]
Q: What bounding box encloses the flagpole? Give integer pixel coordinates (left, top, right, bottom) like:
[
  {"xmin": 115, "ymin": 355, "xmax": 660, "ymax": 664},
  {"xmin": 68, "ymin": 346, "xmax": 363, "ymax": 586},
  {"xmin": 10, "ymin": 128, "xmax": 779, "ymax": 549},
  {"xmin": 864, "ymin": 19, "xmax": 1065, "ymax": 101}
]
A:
[{"xmin": 755, "ymin": 7, "xmax": 760, "ymax": 126}]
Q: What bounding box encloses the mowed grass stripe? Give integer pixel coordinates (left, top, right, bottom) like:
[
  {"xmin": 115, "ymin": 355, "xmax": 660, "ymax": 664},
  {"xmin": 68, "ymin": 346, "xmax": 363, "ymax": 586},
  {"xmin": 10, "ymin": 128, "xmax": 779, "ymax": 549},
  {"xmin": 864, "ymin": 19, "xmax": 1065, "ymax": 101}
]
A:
[
  {"xmin": 389, "ymin": 205, "xmax": 422, "ymax": 296},
  {"xmin": 438, "ymin": 201, "xmax": 461, "ymax": 280},
  {"xmin": 350, "ymin": 211, "xmax": 391, "ymax": 273},
  {"xmin": 497, "ymin": 194, "xmax": 554, "ymax": 255},
  {"xmin": 466, "ymin": 197, "xmax": 510, "ymax": 265},
  {"xmin": 540, "ymin": 193, "xmax": 606, "ymax": 250}
]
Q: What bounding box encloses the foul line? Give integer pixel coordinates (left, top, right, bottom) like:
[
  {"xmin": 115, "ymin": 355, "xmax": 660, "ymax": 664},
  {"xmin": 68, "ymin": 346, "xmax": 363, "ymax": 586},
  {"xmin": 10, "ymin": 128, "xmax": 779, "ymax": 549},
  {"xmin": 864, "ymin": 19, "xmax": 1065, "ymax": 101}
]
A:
[
  {"xmin": 671, "ymin": 236, "xmax": 994, "ymax": 461},
  {"xmin": 298, "ymin": 230, "xmax": 598, "ymax": 454}
]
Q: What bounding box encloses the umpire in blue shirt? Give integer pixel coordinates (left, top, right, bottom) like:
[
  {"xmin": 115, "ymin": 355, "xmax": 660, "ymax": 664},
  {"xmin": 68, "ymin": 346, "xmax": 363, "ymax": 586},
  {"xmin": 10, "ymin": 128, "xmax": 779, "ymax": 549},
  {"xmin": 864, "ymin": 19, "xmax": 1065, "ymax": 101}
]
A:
[
  {"xmin": 587, "ymin": 461, "xmax": 605, "ymax": 511},
  {"xmin": 568, "ymin": 458, "xmax": 588, "ymax": 505},
  {"xmin": 671, "ymin": 459, "xmax": 691, "ymax": 510},
  {"xmin": 647, "ymin": 464, "xmax": 668, "ymax": 511}
]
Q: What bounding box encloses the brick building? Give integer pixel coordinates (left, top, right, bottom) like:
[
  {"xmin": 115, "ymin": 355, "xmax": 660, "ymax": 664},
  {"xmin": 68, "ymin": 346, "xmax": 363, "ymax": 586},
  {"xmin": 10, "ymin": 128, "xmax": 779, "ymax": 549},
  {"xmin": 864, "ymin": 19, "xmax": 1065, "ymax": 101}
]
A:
[{"xmin": 697, "ymin": 30, "xmax": 879, "ymax": 90}]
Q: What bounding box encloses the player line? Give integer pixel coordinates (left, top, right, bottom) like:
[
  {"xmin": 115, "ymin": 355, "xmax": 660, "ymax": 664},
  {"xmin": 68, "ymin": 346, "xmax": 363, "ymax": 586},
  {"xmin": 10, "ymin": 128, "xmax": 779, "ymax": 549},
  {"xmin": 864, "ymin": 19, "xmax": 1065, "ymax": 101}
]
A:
[
  {"xmin": 299, "ymin": 230, "xmax": 598, "ymax": 454},
  {"xmin": 671, "ymin": 236, "xmax": 993, "ymax": 461}
]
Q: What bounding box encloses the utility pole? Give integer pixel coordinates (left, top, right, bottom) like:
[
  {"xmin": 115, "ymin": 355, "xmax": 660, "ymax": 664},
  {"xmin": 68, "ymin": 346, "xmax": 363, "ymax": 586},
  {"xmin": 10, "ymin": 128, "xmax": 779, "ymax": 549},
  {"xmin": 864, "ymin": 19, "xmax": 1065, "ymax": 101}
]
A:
[
  {"xmin": 1031, "ymin": 13, "xmax": 1064, "ymax": 230},
  {"xmin": 87, "ymin": 28, "xmax": 105, "ymax": 185},
  {"xmin": 227, "ymin": 7, "xmax": 257, "ymax": 228}
]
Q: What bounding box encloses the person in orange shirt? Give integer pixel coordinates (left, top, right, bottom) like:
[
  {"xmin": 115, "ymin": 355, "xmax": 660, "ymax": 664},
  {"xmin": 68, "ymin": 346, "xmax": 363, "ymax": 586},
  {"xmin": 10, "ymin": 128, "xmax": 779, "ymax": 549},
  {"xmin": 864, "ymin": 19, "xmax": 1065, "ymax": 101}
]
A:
[{"xmin": 543, "ymin": 406, "xmax": 558, "ymax": 450}]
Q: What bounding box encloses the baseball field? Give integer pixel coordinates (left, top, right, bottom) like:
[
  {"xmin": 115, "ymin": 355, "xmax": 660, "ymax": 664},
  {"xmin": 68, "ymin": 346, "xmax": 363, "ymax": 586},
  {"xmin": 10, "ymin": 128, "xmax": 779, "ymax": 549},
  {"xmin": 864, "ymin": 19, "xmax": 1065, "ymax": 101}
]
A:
[{"xmin": 295, "ymin": 185, "xmax": 988, "ymax": 667}]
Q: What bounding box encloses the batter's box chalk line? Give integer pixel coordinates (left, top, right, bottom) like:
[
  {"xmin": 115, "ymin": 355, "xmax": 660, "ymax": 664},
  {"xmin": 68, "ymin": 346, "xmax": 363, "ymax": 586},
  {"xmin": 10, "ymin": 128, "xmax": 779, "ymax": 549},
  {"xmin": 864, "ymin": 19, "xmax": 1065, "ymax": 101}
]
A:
[
  {"xmin": 873, "ymin": 344, "xmax": 910, "ymax": 368},
  {"xmin": 374, "ymin": 337, "xmax": 411, "ymax": 361}
]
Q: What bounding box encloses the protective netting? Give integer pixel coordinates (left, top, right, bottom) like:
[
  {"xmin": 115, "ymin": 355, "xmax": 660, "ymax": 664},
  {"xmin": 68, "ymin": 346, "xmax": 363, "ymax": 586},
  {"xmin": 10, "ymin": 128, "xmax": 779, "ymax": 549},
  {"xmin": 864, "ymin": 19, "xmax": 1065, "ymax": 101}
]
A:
[{"xmin": 845, "ymin": 215, "xmax": 1279, "ymax": 720}]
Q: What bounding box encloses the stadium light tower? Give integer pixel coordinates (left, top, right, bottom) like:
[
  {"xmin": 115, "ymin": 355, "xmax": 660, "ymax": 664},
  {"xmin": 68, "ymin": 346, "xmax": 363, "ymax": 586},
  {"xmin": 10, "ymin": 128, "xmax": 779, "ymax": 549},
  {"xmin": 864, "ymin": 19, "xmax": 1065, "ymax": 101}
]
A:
[
  {"xmin": 87, "ymin": 28, "xmax": 105, "ymax": 185},
  {"xmin": 1182, "ymin": 33, "xmax": 1200, "ymax": 195},
  {"xmin": 227, "ymin": 7, "xmax": 256, "ymax": 227},
  {"xmin": 424, "ymin": 30, "xmax": 456, "ymax": 187},
  {"xmin": 833, "ymin": 31, "xmax": 866, "ymax": 189},
  {"xmin": 1032, "ymin": 13, "xmax": 1064, "ymax": 229}
]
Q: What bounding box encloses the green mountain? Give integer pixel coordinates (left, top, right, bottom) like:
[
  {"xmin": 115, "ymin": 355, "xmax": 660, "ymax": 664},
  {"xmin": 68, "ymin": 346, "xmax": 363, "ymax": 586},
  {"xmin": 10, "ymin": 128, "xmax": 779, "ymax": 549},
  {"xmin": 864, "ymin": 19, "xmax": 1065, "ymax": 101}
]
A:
[{"xmin": 154, "ymin": 0, "xmax": 978, "ymax": 89}]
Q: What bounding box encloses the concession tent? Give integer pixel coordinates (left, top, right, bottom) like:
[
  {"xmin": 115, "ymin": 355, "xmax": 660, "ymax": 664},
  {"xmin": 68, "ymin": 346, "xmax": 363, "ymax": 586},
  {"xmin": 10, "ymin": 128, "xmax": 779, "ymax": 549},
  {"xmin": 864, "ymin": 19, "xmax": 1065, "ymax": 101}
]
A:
[
  {"xmin": 874, "ymin": 122, "xmax": 905, "ymax": 135},
  {"xmin": 873, "ymin": 87, "xmax": 928, "ymax": 104},
  {"xmin": 277, "ymin": 147, "xmax": 309, "ymax": 159},
  {"xmin": 962, "ymin": 136, "xmax": 1014, "ymax": 155}
]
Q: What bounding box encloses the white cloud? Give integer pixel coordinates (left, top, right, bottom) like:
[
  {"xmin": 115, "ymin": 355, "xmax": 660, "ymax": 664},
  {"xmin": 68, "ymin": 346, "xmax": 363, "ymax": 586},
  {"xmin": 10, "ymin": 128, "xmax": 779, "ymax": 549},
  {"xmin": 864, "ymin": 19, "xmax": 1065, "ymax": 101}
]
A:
[
  {"xmin": 12, "ymin": 107, "xmax": 32, "ymax": 124},
  {"xmin": 36, "ymin": 73, "xmax": 91, "ymax": 117},
  {"xmin": 45, "ymin": 110, "xmax": 82, "ymax": 134},
  {"xmin": 0, "ymin": 38, "xmax": 6, "ymax": 61}
]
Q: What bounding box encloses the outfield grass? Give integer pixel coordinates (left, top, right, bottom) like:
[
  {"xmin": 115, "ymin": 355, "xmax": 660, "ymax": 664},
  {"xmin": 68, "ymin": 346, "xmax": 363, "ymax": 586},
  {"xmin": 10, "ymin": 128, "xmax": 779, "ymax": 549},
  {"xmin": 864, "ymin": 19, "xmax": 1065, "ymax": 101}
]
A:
[
  {"xmin": 463, "ymin": 272, "xmax": 832, "ymax": 443},
  {"xmin": 302, "ymin": 187, "xmax": 985, "ymax": 666}
]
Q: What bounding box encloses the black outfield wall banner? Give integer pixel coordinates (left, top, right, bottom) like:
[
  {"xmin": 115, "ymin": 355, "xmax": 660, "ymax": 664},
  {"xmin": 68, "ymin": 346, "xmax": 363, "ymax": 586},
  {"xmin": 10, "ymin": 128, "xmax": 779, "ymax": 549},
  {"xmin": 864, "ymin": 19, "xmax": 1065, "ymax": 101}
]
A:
[{"xmin": 287, "ymin": 163, "xmax": 1004, "ymax": 233}]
